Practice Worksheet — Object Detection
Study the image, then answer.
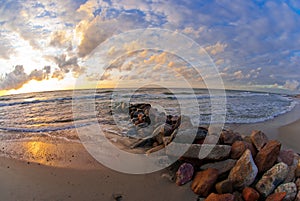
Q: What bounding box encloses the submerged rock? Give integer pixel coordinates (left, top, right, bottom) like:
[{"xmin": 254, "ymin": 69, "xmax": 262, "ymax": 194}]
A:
[
  {"xmin": 191, "ymin": 168, "xmax": 218, "ymax": 196},
  {"xmin": 255, "ymin": 140, "xmax": 281, "ymax": 173},
  {"xmin": 256, "ymin": 162, "xmax": 289, "ymax": 197},
  {"xmin": 228, "ymin": 149, "xmax": 258, "ymax": 190}
]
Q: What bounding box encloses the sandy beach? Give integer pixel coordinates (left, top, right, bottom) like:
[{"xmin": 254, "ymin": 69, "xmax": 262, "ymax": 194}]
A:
[{"xmin": 0, "ymin": 100, "xmax": 299, "ymax": 201}]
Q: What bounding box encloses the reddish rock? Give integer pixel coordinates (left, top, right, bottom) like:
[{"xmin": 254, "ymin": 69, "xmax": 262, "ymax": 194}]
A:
[
  {"xmin": 266, "ymin": 192, "xmax": 287, "ymax": 201},
  {"xmin": 277, "ymin": 149, "xmax": 295, "ymax": 166},
  {"xmin": 175, "ymin": 163, "xmax": 194, "ymax": 186},
  {"xmin": 255, "ymin": 140, "xmax": 281, "ymax": 173},
  {"xmin": 220, "ymin": 130, "xmax": 242, "ymax": 145},
  {"xmin": 242, "ymin": 187, "xmax": 260, "ymax": 201},
  {"xmin": 205, "ymin": 193, "xmax": 235, "ymax": 201},
  {"xmin": 231, "ymin": 141, "xmax": 257, "ymax": 159},
  {"xmin": 250, "ymin": 130, "xmax": 268, "ymax": 151},
  {"xmin": 191, "ymin": 168, "xmax": 218, "ymax": 196},
  {"xmin": 215, "ymin": 179, "xmax": 233, "ymax": 194},
  {"xmin": 228, "ymin": 150, "xmax": 258, "ymax": 190}
]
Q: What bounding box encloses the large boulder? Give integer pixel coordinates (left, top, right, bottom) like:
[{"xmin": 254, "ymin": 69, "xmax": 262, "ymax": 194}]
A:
[
  {"xmin": 275, "ymin": 182, "xmax": 297, "ymax": 201},
  {"xmin": 205, "ymin": 193, "xmax": 235, "ymax": 201},
  {"xmin": 166, "ymin": 143, "xmax": 231, "ymax": 160},
  {"xmin": 200, "ymin": 159, "xmax": 236, "ymax": 175},
  {"xmin": 242, "ymin": 187, "xmax": 260, "ymax": 201},
  {"xmin": 250, "ymin": 130, "xmax": 268, "ymax": 151},
  {"xmin": 255, "ymin": 140, "xmax": 281, "ymax": 173},
  {"xmin": 191, "ymin": 168, "xmax": 218, "ymax": 196},
  {"xmin": 228, "ymin": 149, "xmax": 258, "ymax": 190},
  {"xmin": 231, "ymin": 141, "xmax": 256, "ymax": 159},
  {"xmin": 255, "ymin": 162, "xmax": 289, "ymax": 197}
]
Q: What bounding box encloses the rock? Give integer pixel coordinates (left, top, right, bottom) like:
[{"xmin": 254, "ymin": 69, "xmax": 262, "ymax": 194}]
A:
[
  {"xmin": 255, "ymin": 162, "xmax": 289, "ymax": 197},
  {"xmin": 191, "ymin": 168, "xmax": 218, "ymax": 196},
  {"xmin": 205, "ymin": 193, "xmax": 235, "ymax": 201},
  {"xmin": 200, "ymin": 159, "xmax": 236, "ymax": 175},
  {"xmin": 175, "ymin": 163, "xmax": 194, "ymax": 186},
  {"xmin": 232, "ymin": 191, "xmax": 243, "ymax": 201},
  {"xmin": 296, "ymin": 159, "xmax": 300, "ymax": 177},
  {"xmin": 166, "ymin": 143, "xmax": 231, "ymax": 160},
  {"xmin": 250, "ymin": 130, "xmax": 268, "ymax": 151},
  {"xmin": 295, "ymin": 191, "xmax": 300, "ymax": 201},
  {"xmin": 243, "ymin": 135, "xmax": 252, "ymax": 144},
  {"xmin": 275, "ymin": 182, "xmax": 297, "ymax": 201},
  {"xmin": 242, "ymin": 187, "xmax": 260, "ymax": 201},
  {"xmin": 295, "ymin": 178, "xmax": 300, "ymax": 190},
  {"xmin": 202, "ymin": 134, "xmax": 219, "ymax": 145},
  {"xmin": 255, "ymin": 140, "xmax": 281, "ymax": 173},
  {"xmin": 152, "ymin": 123, "xmax": 173, "ymax": 144},
  {"xmin": 277, "ymin": 149, "xmax": 295, "ymax": 166},
  {"xmin": 265, "ymin": 192, "xmax": 287, "ymax": 201},
  {"xmin": 284, "ymin": 164, "xmax": 297, "ymax": 183},
  {"xmin": 231, "ymin": 141, "xmax": 256, "ymax": 159},
  {"xmin": 215, "ymin": 179, "xmax": 233, "ymax": 194},
  {"xmin": 228, "ymin": 149, "xmax": 258, "ymax": 190},
  {"xmin": 220, "ymin": 130, "xmax": 242, "ymax": 145}
]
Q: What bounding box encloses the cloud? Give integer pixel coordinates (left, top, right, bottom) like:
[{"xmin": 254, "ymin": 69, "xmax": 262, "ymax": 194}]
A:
[
  {"xmin": 0, "ymin": 65, "xmax": 51, "ymax": 90},
  {"xmin": 49, "ymin": 30, "xmax": 72, "ymax": 50},
  {"xmin": 205, "ymin": 42, "xmax": 227, "ymax": 55}
]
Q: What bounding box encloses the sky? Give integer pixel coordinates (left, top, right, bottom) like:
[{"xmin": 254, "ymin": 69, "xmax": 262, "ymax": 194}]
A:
[{"xmin": 0, "ymin": 0, "xmax": 300, "ymax": 95}]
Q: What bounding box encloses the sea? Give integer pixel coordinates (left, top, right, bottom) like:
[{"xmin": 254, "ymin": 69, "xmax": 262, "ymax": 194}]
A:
[{"xmin": 0, "ymin": 88, "xmax": 297, "ymax": 144}]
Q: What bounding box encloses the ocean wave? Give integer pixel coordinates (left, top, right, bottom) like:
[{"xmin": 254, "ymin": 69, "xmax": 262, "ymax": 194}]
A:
[
  {"xmin": 0, "ymin": 95, "xmax": 106, "ymax": 108},
  {"xmin": 0, "ymin": 122, "xmax": 97, "ymax": 133}
]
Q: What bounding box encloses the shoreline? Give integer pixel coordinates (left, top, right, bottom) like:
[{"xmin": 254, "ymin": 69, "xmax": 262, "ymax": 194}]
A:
[{"xmin": 0, "ymin": 99, "xmax": 299, "ymax": 200}]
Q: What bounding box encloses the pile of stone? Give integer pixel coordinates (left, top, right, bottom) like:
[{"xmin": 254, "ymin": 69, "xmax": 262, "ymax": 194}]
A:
[
  {"xmin": 168, "ymin": 130, "xmax": 300, "ymax": 201},
  {"xmin": 127, "ymin": 103, "xmax": 300, "ymax": 200}
]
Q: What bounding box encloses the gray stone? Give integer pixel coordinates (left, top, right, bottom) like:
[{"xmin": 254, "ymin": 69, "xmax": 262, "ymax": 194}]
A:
[
  {"xmin": 256, "ymin": 162, "xmax": 289, "ymax": 197},
  {"xmin": 228, "ymin": 149, "xmax": 258, "ymax": 190},
  {"xmin": 200, "ymin": 159, "xmax": 236, "ymax": 175},
  {"xmin": 166, "ymin": 143, "xmax": 231, "ymax": 160},
  {"xmin": 284, "ymin": 164, "xmax": 297, "ymax": 183},
  {"xmin": 275, "ymin": 182, "xmax": 297, "ymax": 201}
]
